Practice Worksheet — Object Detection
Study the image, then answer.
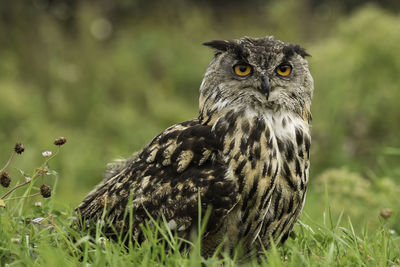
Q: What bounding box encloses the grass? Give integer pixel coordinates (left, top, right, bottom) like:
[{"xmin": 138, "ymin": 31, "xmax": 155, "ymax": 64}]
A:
[{"xmin": 1, "ymin": 187, "xmax": 399, "ymax": 266}]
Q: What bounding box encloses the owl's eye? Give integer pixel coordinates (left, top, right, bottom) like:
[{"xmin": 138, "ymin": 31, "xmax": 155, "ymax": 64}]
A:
[
  {"xmin": 233, "ymin": 64, "xmax": 252, "ymax": 77},
  {"xmin": 275, "ymin": 64, "xmax": 292, "ymax": 77}
]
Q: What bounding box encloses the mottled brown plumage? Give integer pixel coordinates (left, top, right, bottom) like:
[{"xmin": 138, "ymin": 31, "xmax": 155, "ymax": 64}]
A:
[{"xmin": 77, "ymin": 36, "xmax": 313, "ymax": 258}]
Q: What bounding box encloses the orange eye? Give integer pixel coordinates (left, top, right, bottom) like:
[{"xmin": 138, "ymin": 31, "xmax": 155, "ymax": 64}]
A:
[
  {"xmin": 233, "ymin": 64, "xmax": 252, "ymax": 77},
  {"xmin": 276, "ymin": 64, "xmax": 292, "ymax": 76}
]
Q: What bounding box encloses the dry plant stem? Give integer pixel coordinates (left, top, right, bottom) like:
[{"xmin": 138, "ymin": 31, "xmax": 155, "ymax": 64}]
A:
[
  {"xmin": 5, "ymin": 193, "xmax": 40, "ymax": 201},
  {"xmin": 0, "ymin": 179, "xmax": 33, "ymax": 199},
  {"xmin": 19, "ymin": 147, "xmax": 60, "ymax": 214},
  {"xmin": 0, "ymin": 151, "xmax": 15, "ymax": 173},
  {"xmin": 0, "ymin": 147, "xmax": 60, "ymax": 200}
]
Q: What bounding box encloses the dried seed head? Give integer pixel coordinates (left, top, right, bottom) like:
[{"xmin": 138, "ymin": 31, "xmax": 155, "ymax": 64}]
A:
[
  {"xmin": 40, "ymin": 184, "xmax": 51, "ymax": 198},
  {"xmin": 54, "ymin": 137, "xmax": 67, "ymax": 146},
  {"xmin": 0, "ymin": 172, "xmax": 11, "ymax": 188},
  {"xmin": 14, "ymin": 142, "xmax": 25, "ymax": 154},
  {"xmin": 380, "ymin": 208, "xmax": 393, "ymax": 219}
]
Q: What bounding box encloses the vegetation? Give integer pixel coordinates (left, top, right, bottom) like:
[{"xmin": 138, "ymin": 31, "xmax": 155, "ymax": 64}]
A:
[
  {"xmin": 0, "ymin": 1, "xmax": 400, "ymax": 265},
  {"xmin": 0, "ymin": 155, "xmax": 399, "ymax": 266}
]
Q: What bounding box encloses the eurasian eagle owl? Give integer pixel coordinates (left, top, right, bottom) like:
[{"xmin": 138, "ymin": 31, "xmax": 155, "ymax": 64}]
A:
[{"xmin": 77, "ymin": 36, "xmax": 313, "ymax": 258}]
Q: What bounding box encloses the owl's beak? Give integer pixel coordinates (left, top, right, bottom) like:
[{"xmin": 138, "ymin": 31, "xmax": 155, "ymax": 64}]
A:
[{"xmin": 260, "ymin": 75, "xmax": 271, "ymax": 100}]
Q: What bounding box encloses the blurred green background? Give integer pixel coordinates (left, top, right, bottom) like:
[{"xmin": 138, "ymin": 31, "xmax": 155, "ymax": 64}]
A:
[{"xmin": 1, "ymin": 0, "xmax": 400, "ymax": 231}]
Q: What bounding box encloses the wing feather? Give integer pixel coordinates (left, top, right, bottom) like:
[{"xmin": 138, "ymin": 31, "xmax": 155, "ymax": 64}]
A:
[{"xmin": 77, "ymin": 119, "xmax": 240, "ymax": 239}]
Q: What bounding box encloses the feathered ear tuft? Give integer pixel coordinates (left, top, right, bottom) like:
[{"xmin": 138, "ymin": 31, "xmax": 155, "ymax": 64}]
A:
[
  {"xmin": 294, "ymin": 44, "xmax": 311, "ymax": 58},
  {"xmin": 283, "ymin": 44, "xmax": 311, "ymax": 60},
  {"xmin": 202, "ymin": 40, "xmax": 234, "ymax": 51}
]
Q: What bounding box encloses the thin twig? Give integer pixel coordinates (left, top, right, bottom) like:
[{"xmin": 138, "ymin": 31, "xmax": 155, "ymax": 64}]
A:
[
  {"xmin": 1, "ymin": 179, "xmax": 33, "ymax": 199},
  {"xmin": 0, "ymin": 151, "xmax": 15, "ymax": 173},
  {"xmin": 4, "ymin": 192, "xmax": 40, "ymax": 201}
]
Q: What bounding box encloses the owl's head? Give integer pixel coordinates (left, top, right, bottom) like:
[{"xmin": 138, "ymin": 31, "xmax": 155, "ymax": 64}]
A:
[{"xmin": 199, "ymin": 36, "xmax": 313, "ymax": 121}]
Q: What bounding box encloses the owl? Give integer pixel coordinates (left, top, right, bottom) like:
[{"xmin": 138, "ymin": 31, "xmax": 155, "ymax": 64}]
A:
[{"xmin": 76, "ymin": 36, "xmax": 313, "ymax": 258}]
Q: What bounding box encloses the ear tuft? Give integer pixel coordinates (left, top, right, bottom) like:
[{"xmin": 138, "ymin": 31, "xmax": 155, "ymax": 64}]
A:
[
  {"xmin": 202, "ymin": 40, "xmax": 233, "ymax": 51},
  {"xmin": 294, "ymin": 44, "xmax": 311, "ymax": 58}
]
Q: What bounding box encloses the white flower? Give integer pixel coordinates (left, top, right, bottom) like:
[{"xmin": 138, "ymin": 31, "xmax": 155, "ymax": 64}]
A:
[
  {"xmin": 97, "ymin": 237, "xmax": 107, "ymax": 245},
  {"xmin": 42, "ymin": 151, "xmax": 52, "ymax": 157},
  {"xmin": 11, "ymin": 237, "xmax": 21, "ymax": 244}
]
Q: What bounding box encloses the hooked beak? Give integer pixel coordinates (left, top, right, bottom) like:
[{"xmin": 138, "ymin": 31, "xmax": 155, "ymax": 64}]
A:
[{"xmin": 260, "ymin": 75, "xmax": 271, "ymax": 100}]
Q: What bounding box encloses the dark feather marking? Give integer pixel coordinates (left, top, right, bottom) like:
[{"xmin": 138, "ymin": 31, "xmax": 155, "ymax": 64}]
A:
[
  {"xmin": 253, "ymin": 145, "xmax": 261, "ymax": 160},
  {"xmin": 273, "ymin": 197, "xmax": 281, "ymax": 219},
  {"xmin": 267, "ymin": 158, "xmax": 273, "ymax": 176},
  {"xmin": 229, "ymin": 139, "xmax": 235, "ymax": 152},
  {"xmin": 241, "ymin": 176, "xmax": 259, "ymax": 212},
  {"xmin": 261, "ymin": 167, "xmax": 279, "ymax": 209},
  {"xmin": 240, "ymin": 137, "xmax": 248, "ymax": 154},
  {"xmin": 158, "ymin": 130, "xmax": 180, "ymax": 145},
  {"xmin": 304, "ymin": 136, "xmax": 311, "ymax": 152},
  {"xmin": 283, "ymin": 162, "xmax": 297, "ymax": 191},
  {"xmin": 295, "ymin": 128, "xmax": 303, "ymax": 147},
  {"xmin": 279, "ymin": 217, "xmax": 293, "ymax": 238},
  {"xmin": 272, "ymin": 164, "xmax": 279, "ymax": 179},
  {"xmin": 298, "ymin": 149, "xmax": 304, "ymax": 159},
  {"xmin": 243, "ymin": 222, "xmax": 252, "ymax": 237},
  {"xmin": 285, "ymin": 141, "xmax": 294, "ymax": 162},
  {"xmin": 225, "ymin": 110, "xmax": 237, "ymax": 135},
  {"xmin": 262, "ymin": 163, "xmax": 268, "ymax": 177},
  {"xmin": 242, "ymin": 207, "xmax": 250, "ymax": 223},
  {"xmin": 235, "ymin": 160, "xmax": 246, "ymax": 176},
  {"xmin": 259, "ymin": 187, "xmax": 271, "ymax": 209},
  {"xmin": 241, "ymin": 120, "xmax": 250, "ymax": 134},
  {"xmin": 251, "ymin": 157, "xmax": 257, "ymax": 169},
  {"xmin": 247, "ymin": 130, "xmax": 258, "ymax": 150},
  {"xmin": 261, "ymin": 216, "xmax": 274, "ymax": 237},
  {"xmin": 267, "ymin": 138, "xmax": 273, "ymax": 149},
  {"xmin": 277, "ymin": 138, "xmax": 284, "ymax": 152},
  {"xmin": 264, "ymin": 126, "xmax": 270, "ymax": 139},
  {"xmin": 295, "ymin": 158, "xmax": 301, "ymax": 177},
  {"xmin": 280, "ymin": 231, "xmax": 290, "ymax": 244},
  {"xmin": 287, "ymin": 196, "xmax": 294, "ymax": 214}
]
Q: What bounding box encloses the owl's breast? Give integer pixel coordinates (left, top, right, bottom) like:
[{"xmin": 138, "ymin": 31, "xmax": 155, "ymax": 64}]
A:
[{"xmin": 208, "ymin": 108, "xmax": 310, "ymax": 252}]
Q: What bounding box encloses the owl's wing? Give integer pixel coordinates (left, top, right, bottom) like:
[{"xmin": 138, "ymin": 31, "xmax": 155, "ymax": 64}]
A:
[{"xmin": 77, "ymin": 119, "xmax": 240, "ymax": 238}]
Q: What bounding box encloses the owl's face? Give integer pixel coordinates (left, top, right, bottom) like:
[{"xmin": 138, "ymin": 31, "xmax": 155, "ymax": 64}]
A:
[{"xmin": 199, "ymin": 36, "xmax": 313, "ymax": 119}]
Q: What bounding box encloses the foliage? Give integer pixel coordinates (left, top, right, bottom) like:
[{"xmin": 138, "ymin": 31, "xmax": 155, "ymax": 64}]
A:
[
  {"xmin": 1, "ymin": 192, "xmax": 399, "ymax": 266},
  {"xmin": 310, "ymin": 168, "xmax": 400, "ymax": 232},
  {"xmin": 310, "ymin": 6, "xmax": 400, "ymax": 173}
]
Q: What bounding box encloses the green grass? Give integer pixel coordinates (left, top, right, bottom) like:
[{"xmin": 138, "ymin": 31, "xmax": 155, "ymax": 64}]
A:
[{"xmin": 1, "ymin": 186, "xmax": 399, "ymax": 266}]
